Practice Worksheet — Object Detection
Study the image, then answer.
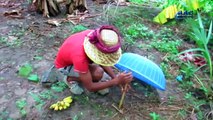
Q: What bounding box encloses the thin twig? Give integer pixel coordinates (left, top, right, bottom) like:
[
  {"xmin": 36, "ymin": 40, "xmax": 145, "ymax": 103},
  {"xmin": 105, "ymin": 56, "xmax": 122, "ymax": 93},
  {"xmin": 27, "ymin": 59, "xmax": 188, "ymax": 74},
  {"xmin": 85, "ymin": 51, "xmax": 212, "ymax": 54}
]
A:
[
  {"xmin": 0, "ymin": 65, "xmax": 12, "ymax": 72},
  {"xmin": 111, "ymin": 112, "xmax": 118, "ymax": 119},
  {"xmin": 112, "ymin": 104, "xmax": 124, "ymax": 114},
  {"xmin": 148, "ymin": 105, "xmax": 183, "ymax": 111}
]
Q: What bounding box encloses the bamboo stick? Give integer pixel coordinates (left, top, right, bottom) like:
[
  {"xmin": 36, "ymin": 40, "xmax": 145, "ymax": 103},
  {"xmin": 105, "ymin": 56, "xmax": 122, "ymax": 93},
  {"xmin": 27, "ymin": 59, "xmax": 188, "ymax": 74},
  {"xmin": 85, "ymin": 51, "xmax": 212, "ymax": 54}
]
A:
[{"xmin": 118, "ymin": 84, "xmax": 128, "ymax": 109}]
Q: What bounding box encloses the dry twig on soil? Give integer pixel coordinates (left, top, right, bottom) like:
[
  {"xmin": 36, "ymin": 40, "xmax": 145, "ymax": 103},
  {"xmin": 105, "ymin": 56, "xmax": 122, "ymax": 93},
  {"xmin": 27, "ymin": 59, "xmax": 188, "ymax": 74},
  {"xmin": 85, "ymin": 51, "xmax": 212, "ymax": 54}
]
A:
[{"xmin": 112, "ymin": 104, "xmax": 124, "ymax": 114}]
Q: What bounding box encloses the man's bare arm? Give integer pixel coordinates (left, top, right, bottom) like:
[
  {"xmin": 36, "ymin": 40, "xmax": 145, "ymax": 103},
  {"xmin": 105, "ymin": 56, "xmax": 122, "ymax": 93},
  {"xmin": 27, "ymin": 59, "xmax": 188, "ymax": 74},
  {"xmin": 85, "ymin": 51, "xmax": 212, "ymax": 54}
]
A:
[
  {"xmin": 101, "ymin": 66, "xmax": 116, "ymax": 79},
  {"xmin": 79, "ymin": 71, "xmax": 132, "ymax": 92}
]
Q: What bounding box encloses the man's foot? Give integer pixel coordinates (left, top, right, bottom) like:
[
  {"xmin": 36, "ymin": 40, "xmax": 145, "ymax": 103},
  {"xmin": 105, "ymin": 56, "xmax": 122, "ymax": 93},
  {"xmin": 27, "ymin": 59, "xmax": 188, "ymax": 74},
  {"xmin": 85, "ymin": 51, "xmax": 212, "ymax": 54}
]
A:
[{"xmin": 64, "ymin": 79, "xmax": 84, "ymax": 95}]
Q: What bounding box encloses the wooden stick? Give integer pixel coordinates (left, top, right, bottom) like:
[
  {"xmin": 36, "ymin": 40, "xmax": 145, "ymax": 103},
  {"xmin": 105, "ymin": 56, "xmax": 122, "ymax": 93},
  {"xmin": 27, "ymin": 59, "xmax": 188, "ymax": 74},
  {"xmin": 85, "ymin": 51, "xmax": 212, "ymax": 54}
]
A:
[{"xmin": 118, "ymin": 84, "xmax": 128, "ymax": 109}]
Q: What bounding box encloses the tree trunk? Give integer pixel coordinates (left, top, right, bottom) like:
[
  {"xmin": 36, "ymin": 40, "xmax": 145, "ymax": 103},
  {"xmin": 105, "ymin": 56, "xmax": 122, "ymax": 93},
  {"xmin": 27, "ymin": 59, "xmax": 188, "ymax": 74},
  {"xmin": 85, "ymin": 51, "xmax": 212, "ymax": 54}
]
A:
[
  {"xmin": 66, "ymin": 0, "xmax": 87, "ymax": 14},
  {"xmin": 33, "ymin": 0, "xmax": 61, "ymax": 17}
]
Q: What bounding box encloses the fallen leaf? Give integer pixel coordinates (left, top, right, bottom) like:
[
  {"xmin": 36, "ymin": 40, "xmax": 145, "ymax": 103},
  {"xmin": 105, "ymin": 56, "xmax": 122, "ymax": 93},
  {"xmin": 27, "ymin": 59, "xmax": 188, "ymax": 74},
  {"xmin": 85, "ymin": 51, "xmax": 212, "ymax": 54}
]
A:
[
  {"xmin": 28, "ymin": 74, "xmax": 39, "ymax": 82},
  {"xmin": 3, "ymin": 9, "xmax": 23, "ymax": 19}
]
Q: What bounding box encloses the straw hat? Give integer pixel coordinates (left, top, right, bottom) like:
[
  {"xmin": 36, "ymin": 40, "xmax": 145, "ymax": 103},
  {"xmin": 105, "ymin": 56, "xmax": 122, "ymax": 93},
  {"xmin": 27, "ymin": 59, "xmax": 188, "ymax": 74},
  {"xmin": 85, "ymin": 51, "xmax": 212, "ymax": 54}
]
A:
[{"xmin": 84, "ymin": 26, "xmax": 122, "ymax": 66}]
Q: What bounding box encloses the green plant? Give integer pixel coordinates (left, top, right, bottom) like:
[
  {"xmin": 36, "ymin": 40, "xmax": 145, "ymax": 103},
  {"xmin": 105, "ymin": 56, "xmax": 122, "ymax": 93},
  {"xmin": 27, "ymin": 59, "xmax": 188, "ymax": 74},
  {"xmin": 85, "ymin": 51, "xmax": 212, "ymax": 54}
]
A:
[
  {"xmin": 177, "ymin": 109, "xmax": 187, "ymax": 119},
  {"xmin": 180, "ymin": 62, "xmax": 199, "ymax": 80},
  {"xmin": 71, "ymin": 25, "xmax": 88, "ymax": 34},
  {"xmin": 178, "ymin": 13, "xmax": 213, "ymax": 99},
  {"xmin": 181, "ymin": 13, "xmax": 212, "ymax": 80},
  {"xmin": 179, "ymin": 81, "xmax": 194, "ymax": 91},
  {"xmin": 39, "ymin": 90, "xmax": 55, "ymax": 99},
  {"xmin": 51, "ymin": 81, "xmax": 67, "ymax": 92},
  {"xmin": 184, "ymin": 92, "xmax": 193, "ymax": 99},
  {"xmin": 160, "ymin": 61, "xmax": 177, "ymax": 79},
  {"xmin": 129, "ymin": 0, "xmax": 146, "ymax": 4},
  {"xmin": 180, "ymin": 62, "xmax": 210, "ymax": 96},
  {"xmin": 16, "ymin": 99, "xmax": 27, "ymax": 117},
  {"xmin": 151, "ymin": 40, "xmax": 181, "ymax": 54},
  {"xmin": 0, "ymin": 111, "xmax": 10, "ymax": 120},
  {"xmin": 150, "ymin": 112, "xmax": 161, "ymax": 120},
  {"xmin": 18, "ymin": 64, "xmax": 33, "ymax": 77},
  {"xmin": 73, "ymin": 112, "xmax": 84, "ymax": 120},
  {"xmin": 33, "ymin": 55, "xmax": 43, "ymax": 60},
  {"xmin": 0, "ymin": 36, "xmax": 22, "ymax": 47},
  {"xmin": 9, "ymin": 28, "xmax": 25, "ymax": 38},
  {"xmin": 29, "ymin": 90, "xmax": 56, "ymax": 110},
  {"xmin": 184, "ymin": 92, "xmax": 207, "ymax": 119},
  {"xmin": 0, "ymin": 28, "xmax": 26, "ymax": 47},
  {"xmin": 29, "ymin": 92, "xmax": 45, "ymax": 110},
  {"xmin": 168, "ymin": 96, "xmax": 176, "ymax": 104},
  {"xmin": 199, "ymin": 0, "xmax": 213, "ymax": 17},
  {"xmin": 48, "ymin": 33, "xmax": 55, "ymax": 39},
  {"xmin": 120, "ymin": 23, "xmax": 154, "ymax": 51},
  {"xmin": 154, "ymin": 0, "xmax": 201, "ymax": 24},
  {"xmin": 151, "ymin": 27, "xmax": 182, "ymax": 54}
]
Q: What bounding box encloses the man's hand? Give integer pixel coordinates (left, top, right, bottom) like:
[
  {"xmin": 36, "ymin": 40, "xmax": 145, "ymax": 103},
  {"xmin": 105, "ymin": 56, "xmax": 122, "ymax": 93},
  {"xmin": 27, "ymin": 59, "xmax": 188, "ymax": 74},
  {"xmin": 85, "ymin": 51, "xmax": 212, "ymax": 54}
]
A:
[
  {"xmin": 115, "ymin": 71, "xmax": 133, "ymax": 85},
  {"xmin": 120, "ymin": 84, "xmax": 131, "ymax": 92}
]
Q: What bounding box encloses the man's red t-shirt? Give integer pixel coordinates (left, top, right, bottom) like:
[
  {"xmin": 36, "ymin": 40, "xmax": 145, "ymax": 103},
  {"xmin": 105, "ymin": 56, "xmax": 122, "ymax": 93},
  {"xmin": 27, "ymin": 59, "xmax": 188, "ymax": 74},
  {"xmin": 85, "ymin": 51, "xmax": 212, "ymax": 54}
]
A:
[{"xmin": 55, "ymin": 30, "xmax": 93, "ymax": 73}]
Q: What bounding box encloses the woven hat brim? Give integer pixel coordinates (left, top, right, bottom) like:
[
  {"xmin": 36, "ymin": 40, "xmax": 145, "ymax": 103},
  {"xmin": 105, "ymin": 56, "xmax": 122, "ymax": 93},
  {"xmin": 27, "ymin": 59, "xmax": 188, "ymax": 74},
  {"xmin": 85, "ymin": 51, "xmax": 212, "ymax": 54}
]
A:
[{"xmin": 84, "ymin": 33, "xmax": 122, "ymax": 66}]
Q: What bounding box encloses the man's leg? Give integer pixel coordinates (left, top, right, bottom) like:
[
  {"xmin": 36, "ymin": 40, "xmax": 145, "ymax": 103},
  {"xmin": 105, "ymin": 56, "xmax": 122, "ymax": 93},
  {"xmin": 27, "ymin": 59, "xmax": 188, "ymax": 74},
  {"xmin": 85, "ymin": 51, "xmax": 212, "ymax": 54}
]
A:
[
  {"xmin": 89, "ymin": 64, "xmax": 110, "ymax": 95},
  {"xmin": 89, "ymin": 64, "xmax": 104, "ymax": 82},
  {"xmin": 65, "ymin": 64, "xmax": 109, "ymax": 95}
]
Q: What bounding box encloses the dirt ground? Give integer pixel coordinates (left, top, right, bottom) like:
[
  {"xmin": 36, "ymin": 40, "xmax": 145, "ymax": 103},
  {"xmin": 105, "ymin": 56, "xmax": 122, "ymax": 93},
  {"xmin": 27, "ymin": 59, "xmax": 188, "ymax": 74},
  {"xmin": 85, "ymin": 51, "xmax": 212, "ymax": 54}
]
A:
[{"xmin": 0, "ymin": 0, "xmax": 190, "ymax": 120}]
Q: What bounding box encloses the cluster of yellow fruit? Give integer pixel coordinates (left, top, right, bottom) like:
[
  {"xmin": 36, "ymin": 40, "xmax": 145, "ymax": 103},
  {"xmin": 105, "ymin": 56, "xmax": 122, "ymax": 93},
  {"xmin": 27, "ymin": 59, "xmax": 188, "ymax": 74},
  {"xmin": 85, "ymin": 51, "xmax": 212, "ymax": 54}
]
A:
[{"xmin": 49, "ymin": 96, "xmax": 73, "ymax": 111}]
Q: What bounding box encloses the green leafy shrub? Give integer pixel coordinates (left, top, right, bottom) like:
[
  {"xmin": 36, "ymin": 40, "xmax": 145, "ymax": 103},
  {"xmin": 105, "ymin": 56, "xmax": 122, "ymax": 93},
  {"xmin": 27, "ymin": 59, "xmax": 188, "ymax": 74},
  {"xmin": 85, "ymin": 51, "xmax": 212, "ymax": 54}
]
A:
[{"xmin": 151, "ymin": 27, "xmax": 182, "ymax": 54}]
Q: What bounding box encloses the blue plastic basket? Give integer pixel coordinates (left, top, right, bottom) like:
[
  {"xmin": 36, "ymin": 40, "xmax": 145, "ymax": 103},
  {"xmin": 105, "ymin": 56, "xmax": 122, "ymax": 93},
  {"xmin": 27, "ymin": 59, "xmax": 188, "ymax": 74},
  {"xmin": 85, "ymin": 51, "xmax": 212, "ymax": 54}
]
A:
[{"xmin": 114, "ymin": 53, "xmax": 166, "ymax": 91}]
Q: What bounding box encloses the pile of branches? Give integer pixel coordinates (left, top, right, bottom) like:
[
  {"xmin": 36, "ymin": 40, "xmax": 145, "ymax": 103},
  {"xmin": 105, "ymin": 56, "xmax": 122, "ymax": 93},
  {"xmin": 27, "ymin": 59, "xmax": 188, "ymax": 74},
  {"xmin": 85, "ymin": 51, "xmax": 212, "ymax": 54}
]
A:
[{"xmin": 32, "ymin": 0, "xmax": 87, "ymax": 17}]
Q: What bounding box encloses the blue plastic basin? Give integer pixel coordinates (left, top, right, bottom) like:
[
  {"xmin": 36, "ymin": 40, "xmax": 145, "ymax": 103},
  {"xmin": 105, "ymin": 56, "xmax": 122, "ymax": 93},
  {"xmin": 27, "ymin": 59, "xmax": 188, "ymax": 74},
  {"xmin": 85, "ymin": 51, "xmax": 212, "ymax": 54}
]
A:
[{"xmin": 114, "ymin": 53, "xmax": 166, "ymax": 91}]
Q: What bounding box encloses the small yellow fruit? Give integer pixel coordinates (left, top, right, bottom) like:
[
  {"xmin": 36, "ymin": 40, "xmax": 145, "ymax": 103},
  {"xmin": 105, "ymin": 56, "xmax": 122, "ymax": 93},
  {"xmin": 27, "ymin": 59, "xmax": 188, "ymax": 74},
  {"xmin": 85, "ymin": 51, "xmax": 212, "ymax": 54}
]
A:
[
  {"xmin": 63, "ymin": 105, "xmax": 67, "ymax": 109},
  {"xmin": 59, "ymin": 106, "xmax": 63, "ymax": 110},
  {"xmin": 65, "ymin": 102, "xmax": 70, "ymax": 107},
  {"xmin": 54, "ymin": 106, "xmax": 59, "ymax": 111},
  {"xmin": 50, "ymin": 96, "xmax": 73, "ymax": 111},
  {"xmin": 60, "ymin": 101, "xmax": 65, "ymax": 106},
  {"xmin": 64, "ymin": 96, "xmax": 72, "ymax": 100},
  {"xmin": 63, "ymin": 98, "xmax": 72, "ymax": 104},
  {"xmin": 50, "ymin": 104, "xmax": 57, "ymax": 109},
  {"xmin": 63, "ymin": 97, "xmax": 72, "ymax": 101}
]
